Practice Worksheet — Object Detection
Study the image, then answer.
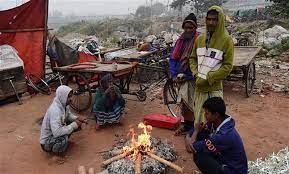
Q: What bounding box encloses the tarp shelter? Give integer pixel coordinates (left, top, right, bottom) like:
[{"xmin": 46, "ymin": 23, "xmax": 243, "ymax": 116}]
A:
[
  {"xmin": 0, "ymin": 0, "xmax": 49, "ymax": 77},
  {"xmin": 47, "ymin": 36, "xmax": 99, "ymax": 69}
]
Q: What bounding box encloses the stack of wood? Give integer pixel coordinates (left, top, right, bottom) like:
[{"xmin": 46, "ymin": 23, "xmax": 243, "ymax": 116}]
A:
[{"xmin": 101, "ymin": 147, "xmax": 183, "ymax": 174}]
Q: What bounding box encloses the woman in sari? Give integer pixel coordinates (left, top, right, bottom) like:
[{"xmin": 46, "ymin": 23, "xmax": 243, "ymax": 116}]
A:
[{"xmin": 92, "ymin": 74, "xmax": 125, "ymax": 130}]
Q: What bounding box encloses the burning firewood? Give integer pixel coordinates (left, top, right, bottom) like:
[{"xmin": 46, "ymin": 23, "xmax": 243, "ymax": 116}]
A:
[
  {"xmin": 111, "ymin": 149, "xmax": 124, "ymax": 156},
  {"xmin": 147, "ymin": 152, "xmax": 183, "ymax": 173},
  {"xmin": 135, "ymin": 153, "xmax": 142, "ymax": 174},
  {"xmin": 101, "ymin": 123, "xmax": 182, "ymax": 173},
  {"xmin": 102, "ymin": 149, "xmax": 133, "ymax": 166}
]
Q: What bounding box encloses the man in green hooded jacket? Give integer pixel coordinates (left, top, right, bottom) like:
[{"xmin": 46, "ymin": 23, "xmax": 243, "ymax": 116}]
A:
[{"xmin": 190, "ymin": 6, "xmax": 234, "ymax": 124}]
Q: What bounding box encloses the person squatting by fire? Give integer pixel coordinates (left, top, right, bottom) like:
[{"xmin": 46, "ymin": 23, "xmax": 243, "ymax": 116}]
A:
[
  {"xmin": 40, "ymin": 85, "xmax": 87, "ymax": 155},
  {"xmin": 39, "ymin": 5, "xmax": 249, "ymax": 174}
]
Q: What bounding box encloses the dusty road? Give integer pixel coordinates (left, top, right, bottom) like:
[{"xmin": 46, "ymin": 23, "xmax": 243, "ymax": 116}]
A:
[{"xmin": 0, "ymin": 83, "xmax": 289, "ymax": 174}]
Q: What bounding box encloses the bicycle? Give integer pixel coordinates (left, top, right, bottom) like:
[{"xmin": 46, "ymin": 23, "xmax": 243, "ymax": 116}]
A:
[
  {"xmin": 25, "ymin": 74, "xmax": 51, "ymax": 95},
  {"xmin": 134, "ymin": 55, "xmax": 180, "ymax": 118}
]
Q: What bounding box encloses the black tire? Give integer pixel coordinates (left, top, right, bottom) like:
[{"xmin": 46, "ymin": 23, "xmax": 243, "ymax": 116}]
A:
[
  {"xmin": 65, "ymin": 73, "xmax": 92, "ymax": 112},
  {"xmin": 163, "ymin": 79, "xmax": 180, "ymax": 117},
  {"xmin": 245, "ymin": 62, "xmax": 256, "ymax": 97},
  {"xmin": 136, "ymin": 90, "xmax": 146, "ymax": 102},
  {"xmin": 27, "ymin": 74, "xmax": 51, "ymax": 95}
]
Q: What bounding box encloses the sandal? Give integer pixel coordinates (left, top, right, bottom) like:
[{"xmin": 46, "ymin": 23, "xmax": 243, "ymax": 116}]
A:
[{"xmin": 174, "ymin": 124, "xmax": 189, "ymax": 136}]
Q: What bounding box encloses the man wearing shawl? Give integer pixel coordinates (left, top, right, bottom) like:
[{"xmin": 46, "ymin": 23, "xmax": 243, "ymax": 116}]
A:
[
  {"xmin": 40, "ymin": 85, "xmax": 87, "ymax": 155},
  {"xmin": 169, "ymin": 13, "xmax": 199, "ymax": 135},
  {"xmin": 92, "ymin": 74, "xmax": 125, "ymax": 130},
  {"xmin": 189, "ymin": 6, "xmax": 234, "ymax": 125}
]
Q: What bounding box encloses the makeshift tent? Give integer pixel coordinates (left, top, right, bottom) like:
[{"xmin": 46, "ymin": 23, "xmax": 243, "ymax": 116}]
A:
[
  {"xmin": 0, "ymin": 0, "xmax": 49, "ymax": 77},
  {"xmin": 47, "ymin": 36, "xmax": 99, "ymax": 68}
]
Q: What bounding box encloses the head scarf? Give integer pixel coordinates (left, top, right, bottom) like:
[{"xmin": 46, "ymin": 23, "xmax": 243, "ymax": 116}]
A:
[
  {"xmin": 55, "ymin": 85, "xmax": 72, "ymax": 108},
  {"xmin": 100, "ymin": 74, "xmax": 115, "ymax": 109},
  {"xmin": 44, "ymin": 85, "xmax": 72, "ymax": 125},
  {"xmin": 100, "ymin": 74, "xmax": 113, "ymax": 92}
]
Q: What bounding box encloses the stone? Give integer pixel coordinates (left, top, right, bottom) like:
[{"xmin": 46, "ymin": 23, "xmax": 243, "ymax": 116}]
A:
[
  {"xmin": 277, "ymin": 64, "xmax": 289, "ymax": 70},
  {"xmin": 272, "ymin": 84, "xmax": 286, "ymax": 92},
  {"xmin": 267, "ymin": 49, "xmax": 280, "ymax": 57}
]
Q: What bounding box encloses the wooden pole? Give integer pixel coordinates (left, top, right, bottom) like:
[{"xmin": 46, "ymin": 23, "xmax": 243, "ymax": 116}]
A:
[
  {"xmin": 42, "ymin": 0, "xmax": 49, "ymax": 78},
  {"xmin": 0, "ymin": 28, "xmax": 53, "ymax": 33},
  {"xmin": 102, "ymin": 150, "xmax": 133, "ymax": 166},
  {"xmin": 111, "ymin": 149, "xmax": 124, "ymax": 156},
  {"xmin": 78, "ymin": 166, "xmax": 87, "ymax": 174},
  {"xmin": 147, "ymin": 152, "xmax": 183, "ymax": 173},
  {"xmin": 135, "ymin": 153, "xmax": 142, "ymax": 174}
]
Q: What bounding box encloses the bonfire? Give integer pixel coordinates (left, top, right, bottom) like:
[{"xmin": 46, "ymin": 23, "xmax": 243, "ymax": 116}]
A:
[{"xmin": 102, "ymin": 123, "xmax": 183, "ymax": 174}]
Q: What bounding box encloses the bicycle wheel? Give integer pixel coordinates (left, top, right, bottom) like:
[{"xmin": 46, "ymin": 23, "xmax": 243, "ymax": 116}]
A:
[
  {"xmin": 245, "ymin": 61, "xmax": 256, "ymax": 97},
  {"xmin": 45, "ymin": 73, "xmax": 64, "ymax": 91},
  {"xmin": 65, "ymin": 73, "xmax": 92, "ymax": 112},
  {"xmin": 163, "ymin": 79, "xmax": 181, "ymax": 117},
  {"xmin": 27, "ymin": 74, "xmax": 51, "ymax": 95}
]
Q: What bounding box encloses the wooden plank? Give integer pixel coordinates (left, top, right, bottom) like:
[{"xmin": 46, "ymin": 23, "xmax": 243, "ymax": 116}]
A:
[
  {"xmin": 0, "ymin": 28, "xmax": 53, "ymax": 33},
  {"xmin": 100, "ymin": 47, "xmax": 122, "ymax": 54},
  {"xmin": 234, "ymin": 46, "xmax": 261, "ymax": 67},
  {"xmin": 0, "ymin": 81, "xmax": 27, "ymax": 98},
  {"xmin": 117, "ymin": 51, "xmax": 153, "ymax": 59},
  {"xmin": 53, "ymin": 62, "xmax": 135, "ymax": 75}
]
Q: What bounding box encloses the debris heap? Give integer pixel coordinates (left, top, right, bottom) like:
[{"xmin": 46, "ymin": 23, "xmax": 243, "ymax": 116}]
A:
[{"xmin": 248, "ymin": 147, "xmax": 289, "ymax": 174}]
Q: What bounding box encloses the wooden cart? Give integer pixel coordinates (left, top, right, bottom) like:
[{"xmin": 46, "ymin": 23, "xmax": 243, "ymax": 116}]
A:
[
  {"xmin": 0, "ymin": 67, "xmax": 27, "ymax": 103},
  {"xmin": 53, "ymin": 61, "xmax": 144, "ymax": 112},
  {"xmin": 229, "ymin": 46, "xmax": 262, "ymax": 97}
]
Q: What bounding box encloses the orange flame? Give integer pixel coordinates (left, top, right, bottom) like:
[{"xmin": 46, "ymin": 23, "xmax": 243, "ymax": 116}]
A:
[{"xmin": 123, "ymin": 123, "xmax": 153, "ymax": 160}]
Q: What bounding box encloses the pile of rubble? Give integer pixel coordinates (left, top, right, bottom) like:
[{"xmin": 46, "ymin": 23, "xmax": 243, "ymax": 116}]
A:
[
  {"xmin": 59, "ymin": 32, "xmax": 88, "ymax": 45},
  {"xmin": 254, "ymin": 57, "xmax": 289, "ymax": 95},
  {"xmin": 258, "ymin": 25, "xmax": 289, "ymax": 50},
  {"xmin": 102, "ymin": 138, "xmax": 178, "ymax": 174},
  {"xmin": 144, "ymin": 31, "xmax": 180, "ymax": 47},
  {"xmin": 257, "ymin": 25, "xmax": 289, "ymax": 57},
  {"xmin": 248, "ymin": 147, "xmax": 289, "ymax": 174},
  {"xmin": 68, "ymin": 36, "xmax": 102, "ymax": 56}
]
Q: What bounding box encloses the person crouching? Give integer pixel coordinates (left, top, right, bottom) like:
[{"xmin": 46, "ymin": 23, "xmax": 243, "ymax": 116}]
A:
[{"xmin": 40, "ymin": 85, "xmax": 87, "ymax": 155}]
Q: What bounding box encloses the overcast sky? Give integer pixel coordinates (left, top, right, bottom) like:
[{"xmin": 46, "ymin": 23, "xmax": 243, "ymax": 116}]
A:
[{"xmin": 0, "ymin": 0, "xmax": 170, "ymax": 16}]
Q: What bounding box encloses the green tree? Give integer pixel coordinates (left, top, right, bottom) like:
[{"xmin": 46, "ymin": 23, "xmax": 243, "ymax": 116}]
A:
[
  {"xmin": 135, "ymin": 3, "xmax": 167, "ymax": 18},
  {"xmin": 152, "ymin": 2, "xmax": 167, "ymax": 16},
  {"xmin": 170, "ymin": 0, "xmax": 227, "ymax": 16},
  {"xmin": 135, "ymin": 5, "xmax": 151, "ymax": 18},
  {"xmin": 267, "ymin": 0, "xmax": 289, "ymax": 18},
  {"xmin": 170, "ymin": 0, "xmax": 187, "ymax": 11}
]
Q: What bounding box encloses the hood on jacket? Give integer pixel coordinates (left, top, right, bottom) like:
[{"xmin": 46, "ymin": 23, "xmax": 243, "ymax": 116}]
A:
[
  {"xmin": 206, "ymin": 6, "xmax": 226, "ymax": 36},
  {"xmin": 55, "ymin": 85, "xmax": 72, "ymax": 107}
]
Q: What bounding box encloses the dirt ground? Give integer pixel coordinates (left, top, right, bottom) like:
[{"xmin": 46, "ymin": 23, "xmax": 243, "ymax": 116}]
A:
[{"xmin": 0, "ymin": 83, "xmax": 289, "ymax": 174}]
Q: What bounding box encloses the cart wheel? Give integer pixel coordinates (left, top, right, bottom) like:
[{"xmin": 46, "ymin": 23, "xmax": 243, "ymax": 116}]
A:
[
  {"xmin": 27, "ymin": 74, "xmax": 51, "ymax": 95},
  {"xmin": 136, "ymin": 90, "xmax": 147, "ymax": 102},
  {"xmin": 66, "ymin": 73, "xmax": 92, "ymax": 112},
  {"xmin": 163, "ymin": 79, "xmax": 180, "ymax": 117},
  {"xmin": 245, "ymin": 62, "xmax": 256, "ymax": 97}
]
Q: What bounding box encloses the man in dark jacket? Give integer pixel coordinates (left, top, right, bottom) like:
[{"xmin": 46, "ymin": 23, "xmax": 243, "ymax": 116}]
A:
[{"xmin": 185, "ymin": 97, "xmax": 248, "ymax": 174}]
